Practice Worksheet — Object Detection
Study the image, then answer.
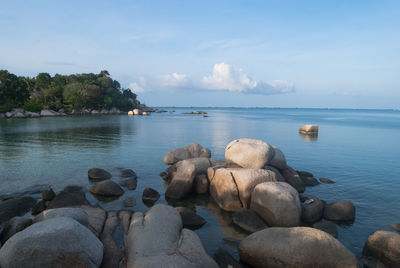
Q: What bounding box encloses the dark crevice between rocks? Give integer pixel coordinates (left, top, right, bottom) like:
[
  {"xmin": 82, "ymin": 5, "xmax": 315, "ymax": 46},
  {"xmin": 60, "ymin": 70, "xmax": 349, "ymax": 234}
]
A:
[{"xmin": 229, "ymin": 172, "xmax": 244, "ymax": 208}]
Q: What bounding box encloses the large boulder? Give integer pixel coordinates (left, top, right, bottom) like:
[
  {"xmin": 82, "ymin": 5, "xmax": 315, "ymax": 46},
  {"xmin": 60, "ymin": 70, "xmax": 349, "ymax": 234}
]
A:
[
  {"xmin": 142, "ymin": 187, "xmax": 160, "ymax": 204},
  {"xmin": 0, "ymin": 216, "xmax": 32, "ymax": 244},
  {"xmin": 80, "ymin": 205, "xmax": 106, "ymax": 237},
  {"xmin": 239, "ymin": 227, "xmax": 357, "ymax": 268},
  {"xmin": 208, "ymin": 167, "xmax": 277, "ymax": 211},
  {"xmin": 88, "ymin": 168, "xmax": 112, "ymax": 182},
  {"xmin": 362, "ymin": 230, "xmax": 400, "ymax": 267},
  {"xmin": 47, "ymin": 185, "xmax": 89, "ymax": 209},
  {"xmin": 280, "ymin": 166, "xmax": 306, "ymax": 193},
  {"xmin": 250, "ymin": 182, "xmax": 301, "ymax": 227},
  {"xmin": 194, "ymin": 174, "xmax": 209, "ymax": 194},
  {"xmin": 164, "ymin": 143, "xmax": 211, "ymax": 165},
  {"xmin": 0, "ymin": 196, "xmax": 36, "ymax": 224},
  {"xmin": 232, "ymin": 208, "xmax": 268, "ymax": 233},
  {"xmin": 300, "ymin": 194, "xmax": 324, "ymax": 223},
  {"xmin": 299, "ymin": 124, "xmax": 319, "ymax": 134},
  {"xmin": 126, "ymin": 204, "xmax": 218, "ymax": 267},
  {"xmin": 269, "ymin": 146, "xmax": 287, "ymax": 170},
  {"xmin": 90, "ymin": 179, "xmax": 124, "ymax": 197},
  {"xmin": 40, "ymin": 109, "xmax": 60, "ymax": 117},
  {"xmin": 34, "ymin": 207, "xmax": 89, "ymax": 227},
  {"xmin": 166, "ymin": 157, "xmax": 213, "ymax": 199},
  {"xmin": 225, "ymin": 139, "xmax": 274, "ymax": 169},
  {"xmin": 323, "ymin": 201, "xmax": 355, "ymax": 222},
  {"xmin": 0, "ymin": 217, "xmax": 103, "ymax": 268}
]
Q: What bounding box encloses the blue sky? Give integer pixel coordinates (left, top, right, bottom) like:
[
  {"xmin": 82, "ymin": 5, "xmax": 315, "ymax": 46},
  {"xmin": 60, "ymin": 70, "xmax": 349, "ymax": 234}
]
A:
[{"xmin": 1, "ymin": 0, "xmax": 399, "ymax": 108}]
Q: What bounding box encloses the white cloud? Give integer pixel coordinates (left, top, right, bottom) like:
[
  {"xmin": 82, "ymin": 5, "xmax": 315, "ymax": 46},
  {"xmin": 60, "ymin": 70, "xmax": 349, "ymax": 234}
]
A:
[
  {"xmin": 129, "ymin": 77, "xmax": 146, "ymax": 93},
  {"xmin": 157, "ymin": 73, "xmax": 189, "ymax": 87}
]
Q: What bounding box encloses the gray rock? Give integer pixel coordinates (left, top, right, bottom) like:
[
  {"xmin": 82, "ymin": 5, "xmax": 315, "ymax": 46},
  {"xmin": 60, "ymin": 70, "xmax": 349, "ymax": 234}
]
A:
[
  {"xmin": 0, "ymin": 217, "xmax": 103, "ymax": 268},
  {"xmin": 126, "ymin": 204, "xmax": 218, "ymax": 267},
  {"xmin": 250, "ymin": 182, "xmax": 301, "ymax": 227},
  {"xmin": 47, "ymin": 185, "xmax": 89, "ymax": 209},
  {"xmin": 42, "ymin": 187, "xmax": 56, "ymax": 201},
  {"xmin": 239, "ymin": 227, "xmax": 358, "ymax": 268},
  {"xmin": 5, "ymin": 112, "xmax": 14, "ymax": 118},
  {"xmin": 101, "ymin": 211, "xmax": 124, "ymax": 268},
  {"xmin": 312, "ymin": 220, "xmax": 338, "ymax": 238},
  {"xmin": 120, "ymin": 177, "xmax": 137, "ymax": 190},
  {"xmin": 363, "ymin": 230, "xmax": 400, "ymax": 268},
  {"xmin": 324, "ymin": 201, "xmax": 356, "ymax": 222},
  {"xmin": 34, "ymin": 207, "xmax": 89, "ymax": 227},
  {"xmin": 176, "ymin": 207, "xmax": 206, "ymax": 230},
  {"xmin": 124, "ymin": 197, "xmax": 137, "ymax": 207},
  {"xmin": 88, "ymin": 168, "xmax": 112, "ymax": 181},
  {"xmin": 269, "ymin": 146, "xmax": 287, "ymax": 170},
  {"xmin": 300, "ymin": 194, "xmax": 324, "ymax": 223},
  {"xmin": 142, "ymin": 187, "xmax": 160, "ymax": 204},
  {"xmin": 320, "ymin": 177, "xmax": 335, "ymax": 184},
  {"xmin": 232, "ymin": 208, "xmax": 268, "ymax": 233},
  {"xmin": 0, "ymin": 113, "xmax": 4, "ymax": 119},
  {"xmin": 90, "ymin": 179, "xmax": 124, "ymax": 197},
  {"xmin": 263, "ymin": 165, "xmax": 285, "ymax": 181},
  {"xmin": 164, "ymin": 142, "xmax": 211, "ymax": 165},
  {"xmin": 194, "ymin": 174, "xmax": 209, "ymax": 194},
  {"xmin": 80, "ymin": 205, "xmax": 106, "ymax": 237},
  {"xmin": 280, "ymin": 166, "xmax": 306, "ymax": 193},
  {"xmin": 31, "ymin": 200, "xmax": 46, "ymax": 215},
  {"xmin": 0, "ymin": 216, "xmax": 32, "ymax": 244},
  {"xmin": 25, "ymin": 111, "xmax": 40, "ymax": 118},
  {"xmin": 159, "ymin": 171, "xmax": 169, "ymax": 181},
  {"xmin": 121, "ymin": 169, "xmax": 137, "ymax": 178},
  {"xmin": 0, "ymin": 196, "xmax": 36, "ymax": 224},
  {"xmin": 40, "ymin": 109, "xmax": 60, "ymax": 117},
  {"xmin": 14, "ymin": 112, "xmax": 25, "ymax": 118},
  {"xmin": 214, "ymin": 248, "xmax": 244, "ymax": 268},
  {"xmin": 297, "ymin": 170, "xmax": 314, "ymax": 177},
  {"xmin": 300, "ymin": 176, "xmax": 320, "ymax": 186}
]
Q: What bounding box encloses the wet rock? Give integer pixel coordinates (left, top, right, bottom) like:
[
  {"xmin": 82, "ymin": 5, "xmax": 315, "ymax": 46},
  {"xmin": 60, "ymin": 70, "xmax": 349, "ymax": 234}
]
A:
[
  {"xmin": 300, "ymin": 194, "xmax": 324, "ymax": 223},
  {"xmin": 81, "ymin": 205, "xmax": 106, "ymax": 237},
  {"xmin": 280, "ymin": 166, "xmax": 306, "ymax": 193},
  {"xmin": 164, "ymin": 142, "xmax": 211, "ymax": 165},
  {"xmin": 90, "ymin": 180, "xmax": 124, "ymax": 197},
  {"xmin": 0, "ymin": 196, "xmax": 36, "ymax": 224},
  {"xmin": 142, "ymin": 187, "xmax": 160, "ymax": 204},
  {"xmin": 120, "ymin": 169, "xmax": 137, "ymax": 178},
  {"xmin": 34, "ymin": 207, "xmax": 89, "ymax": 227},
  {"xmin": 47, "ymin": 185, "xmax": 89, "ymax": 209},
  {"xmin": 392, "ymin": 223, "xmax": 400, "ymax": 232},
  {"xmin": 124, "ymin": 197, "xmax": 137, "ymax": 207},
  {"xmin": 194, "ymin": 174, "xmax": 209, "ymax": 194},
  {"xmin": 0, "ymin": 216, "xmax": 32, "ymax": 244},
  {"xmin": 299, "ymin": 124, "xmax": 319, "ymax": 134},
  {"xmin": 214, "ymin": 248, "xmax": 244, "ymax": 268},
  {"xmin": 42, "ymin": 187, "xmax": 55, "ymax": 201},
  {"xmin": 31, "ymin": 200, "xmax": 46, "ymax": 215},
  {"xmin": 269, "ymin": 146, "xmax": 287, "ymax": 170},
  {"xmin": 239, "ymin": 227, "xmax": 358, "ymax": 268},
  {"xmin": 297, "ymin": 170, "xmax": 314, "ymax": 177},
  {"xmin": 0, "ymin": 217, "xmax": 103, "ymax": 268},
  {"xmin": 159, "ymin": 171, "xmax": 169, "ymax": 181},
  {"xmin": 300, "ymin": 176, "xmax": 320, "ymax": 186},
  {"xmin": 312, "ymin": 220, "xmax": 338, "ymax": 238},
  {"xmin": 232, "ymin": 208, "xmax": 268, "ymax": 233},
  {"xmin": 176, "ymin": 207, "xmax": 206, "ymax": 230},
  {"xmin": 263, "ymin": 165, "xmax": 285, "ymax": 181},
  {"xmin": 88, "ymin": 168, "xmax": 112, "ymax": 182},
  {"xmin": 320, "ymin": 177, "xmax": 335, "ymax": 184},
  {"xmin": 208, "ymin": 167, "xmax": 277, "ymax": 211},
  {"xmin": 119, "ymin": 177, "xmax": 137, "ymax": 190},
  {"xmin": 250, "ymin": 182, "xmax": 301, "ymax": 227},
  {"xmin": 324, "ymin": 201, "xmax": 355, "ymax": 222},
  {"xmin": 126, "ymin": 204, "xmax": 218, "ymax": 267},
  {"xmin": 358, "ymin": 256, "xmax": 387, "ymax": 268},
  {"xmin": 363, "ymin": 230, "xmax": 400, "ymax": 267},
  {"xmin": 100, "ymin": 211, "xmax": 124, "ymax": 268}
]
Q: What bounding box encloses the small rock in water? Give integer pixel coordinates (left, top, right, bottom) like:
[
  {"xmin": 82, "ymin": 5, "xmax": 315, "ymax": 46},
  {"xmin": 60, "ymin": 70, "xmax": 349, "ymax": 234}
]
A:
[
  {"xmin": 31, "ymin": 200, "xmax": 46, "ymax": 215},
  {"xmin": 232, "ymin": 208, "xmax": 268, "ymax": 233},
  {"xmin": 90, "ymin": 180, "xmax": 124, "ymax": 197},
  {"xmin": 120, "ymin": 177, "xmax": 137, "ymax": 190},
  {"xmin": 159, "ymin": 171, "xmax": 169, "ymax": 181},
  {"xmin": 42, "ymin": 187, "xmax": 55, "ymax": 201},
  {"xmin": 88, "ymin": 168, "xmax": 112, "ymax": 182},
  {"xmin": 47, "ymin": 185, "xmax": 89, "ymax": 209},
  {"xmin": 213, "ymin": 248, "xmax": 243, "ymax": 268},
  {"xmin": 176, "ymin": 207, "xmax": 206, "ymax": 230},
  {"xmin": 320, "ymin": 177, "xmax": 335, "ymax": 184},
  {"xmin": 124, "ymin": 197, "xmax": 137, "ymax": 207},
  {"xmin": 392, "ymin": 223, "xmax": 400, "ymax": 232},
  {"xmin": 142, "ymin": 187, "xmax": 160, "ymax": 205},
  {"xmin": 312, "ymin": 220, "xmax": 338, "ymax": 238},
  {"xmin": 120, "ymin": 169, "xmax": 137, "ymax": 178},
  {"xmin": 300, "ymin": 194, "xmax": 324, "ymax": 223},
  {"xmin": 297, "ymin": 171, "xmax": 314, "ymax": 177},
  {"xmin": 324, "ymin": 201, "xmax": 355, "ymax": 222},
  {"xmin": 300, "ymin": 176, "xmax": 320, "ymax": 187},
  {"xmin": 299, "ymin": 124, "xmax": 319, "ymax": 134}
]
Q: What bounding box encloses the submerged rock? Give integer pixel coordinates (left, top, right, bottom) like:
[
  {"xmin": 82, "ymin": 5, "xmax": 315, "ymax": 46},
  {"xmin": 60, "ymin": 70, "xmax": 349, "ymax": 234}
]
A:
[
  {"xmin": 323, "ymin": 201, "xmax": 355, "ymax": 222},
  {"xmin": 120, "ymin": 169, "xmax": 137, "ymax": 178},
  {"xmin": 194, "ymin": 174, "xmax": 209, "ymax": 194},
  {"xmin": 124, "ymin": 197, "xmax": 137, "ymax": 207},
  {"xmin": 164, "ymin": 142, "xmax": 211, "ymax": 165},
  {"xmin": 47, "ymin": 185, "xmax": 89, "ymax": 209},
  {"xmin": 0, "ymin": 217, "xmax": 103, "ymax": 268},
  {"xmin": 176, "ymin": 207, "xmax": 206, "ymax": 230},
  {"xmin": 320, "ymin": 177, "xmax": 335, "ymax": 184},
  {"xmin": 90, "ymin": 180, "xmax": 124, "ymax": 197},
  {"xmin": 213, "ymin": 248, "xmax": 243, "ymax": 268},
  {"xmin": 363, "ymin": 230, "xmax": 400, "ymax": 267},
  {"xmin": 142, "ymin": 187, "xmax": 160, "ymax": 204},
  {"xmin": 88, "ymin": 168, "xmax": 112, "ymax": 182},
  {"xmin": 232, "ymin": 208, "xmax": 268, "ymax": 233},
  {"xmin": 312, "ymin": 220, "xmax": 338, "ymax": 238},
  {"xmin": 0, "ymin": 196, "xmax": 36, "ymax": 224},
  {"xmin": 119, "ymin": 177, "xmax": 137, "ymax": 190}
]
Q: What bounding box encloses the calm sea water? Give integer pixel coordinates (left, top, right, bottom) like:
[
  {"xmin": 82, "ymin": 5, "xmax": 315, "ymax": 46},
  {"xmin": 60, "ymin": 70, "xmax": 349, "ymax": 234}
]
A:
[{"xmin": 1, "ymin": 108, "xmax": 399, "ymax": 256}]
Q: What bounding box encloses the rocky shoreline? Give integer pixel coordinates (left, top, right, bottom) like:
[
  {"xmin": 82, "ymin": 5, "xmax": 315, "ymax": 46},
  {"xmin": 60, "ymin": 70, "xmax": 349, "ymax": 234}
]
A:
[{"xmin": 0, "ymin": 139, "xmax": 399, "ymax": 267}]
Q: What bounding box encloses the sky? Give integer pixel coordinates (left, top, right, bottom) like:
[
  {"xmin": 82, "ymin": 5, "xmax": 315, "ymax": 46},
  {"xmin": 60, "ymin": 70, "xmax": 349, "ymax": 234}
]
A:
[{"xmin": 1, "ymin": 0, "xmax": 399, "ymax": 108}]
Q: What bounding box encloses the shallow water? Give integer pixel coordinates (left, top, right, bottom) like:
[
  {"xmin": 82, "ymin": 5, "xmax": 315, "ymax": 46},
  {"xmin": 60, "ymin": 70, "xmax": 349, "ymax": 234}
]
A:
[{"xmin": 1, "ymin": 108, "xmax": 399, "ymax": 257}]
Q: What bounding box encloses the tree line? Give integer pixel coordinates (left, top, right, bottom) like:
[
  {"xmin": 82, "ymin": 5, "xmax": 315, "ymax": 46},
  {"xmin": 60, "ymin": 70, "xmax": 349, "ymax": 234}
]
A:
[{"xmin": 0, "ymin": 70, "xmax": 140, "ymax": 113}]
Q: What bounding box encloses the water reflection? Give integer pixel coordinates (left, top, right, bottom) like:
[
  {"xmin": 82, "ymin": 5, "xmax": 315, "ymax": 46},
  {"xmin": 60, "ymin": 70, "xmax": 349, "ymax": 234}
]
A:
[{"xmin": 299, "ymin": 132, "xmax": 318, "ymax": 141}]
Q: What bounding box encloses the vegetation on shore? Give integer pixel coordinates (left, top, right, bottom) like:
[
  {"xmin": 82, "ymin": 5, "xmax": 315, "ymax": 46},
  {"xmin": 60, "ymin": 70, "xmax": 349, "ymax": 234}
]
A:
[{"xmin": 0, "ymin": 70, "xmax": 141, "ymax": 113}]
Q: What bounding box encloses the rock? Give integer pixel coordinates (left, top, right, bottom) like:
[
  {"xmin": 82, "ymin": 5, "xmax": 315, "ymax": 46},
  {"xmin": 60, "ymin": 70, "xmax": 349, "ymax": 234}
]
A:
[
  {"xmin": 119, "ymin": 177, "xmax": 137, "ymax": 190},
  {"xmin": 142, "ymin": 111, "xmax": 150, "ymax": 116},
  {"xmin": 126, "ymin": 204, "xmax": 218, "ymax": 267},
  {"xmin": 176, "ymin": 207, "xmax": 206, "ymax": 230},
  {"xmin": 0, "ymin": 113, "xmax": 4, "ymax": 119},
  {"xmin": 297, "ymin": 170, "xmax": 314, "ymax": 177},
  {"xmin": 300, "ymin": 176, "xmax": 320, "ymax": 186},
  {"xmin": 14, "ymin": 112, "xmax": 25, "ymax": 118},
  {"xmin": 250, "ymin": 182, "xmax": 301, "ymax": 227},
  {"xmin": 280, "ymin": 166, "xmax": 306, "ymax": 193},
  {"xmin": 40, "ymin": 109, "xmax": 60, "ymax": 117},
  {"xmin": 363, "ymin": 230, "xmax": 400, "ymax": 267},
  {"xmin": 133, "ymin": 109, "xmax": 140, "ymax": 115},
  {"xmin": 263, "ymin": 165, "xmax": 285, "ymax": 181},
  {"xmin": 239, "ymin": 227, "xmax": 358, "ymax": 268},
  {"xmin": 299, "ymin": 124, "xmax": 319, "ymax": 134},
  {"xmin": 47, "ymin": 185, "xmax": 89, "ymax": 209},
  {"xmin": 90, "ymin": 179, "xmax": 124, "ymax": 197},
  {"xmin": 324, "ymin": 201, "xmax": 355, "ymax": 222},
  {"xmin": 91, "ymin": 109, "xmax": 100, "ymax": 115},
  {"xmin": 121, "ymin": 168, "xmax": 137, "ymax": 178},
  {"xmin": 42, "ymin": 187, "xmax": 55, "ymax": 201},
  {"xmin": 88, "ymin": 168, "xmax": 112, "ymax": 181},
  {"xmin": 392, "ymin": 223, "xmax": 400, "ymax": 232},
  {"xmin": 194, "ymin": 174, "xmax": 209, "ymax": 194},
  {"xmin": 208, "ymin": 167, "xmax": 277, "ymax": 211},
  {"xmin": 142, "ymin": 187, "xmax": 160, "ymax": 204},
  {"xmin": 34, "ymin": 207, "xmax": 89, "ymax": 227},
  {"xmin": 358, "ymin": 256, "xmax": 387, "ymax": 268},
  {"xmin": 232, "ymin": 208, "xmax": 268, "ymax": 233},
  {"xmin": 0, "ymin": 196, "xmax": 36, "ymax": 224},
  {"xmin": 101, "ymin": 211, "xmax": 124, "ymax": 268},
  {"xmin": 269, "ymin": 146, "xmax": 287, "ymax": 170},
  {"xmin": 0, "ymin": 217, "xmax": 103, "ymax": 268},
  {"xmin": 5, "ymin": 112, "xmax": 14, "ymax": 118},
  {"xmin": 124, "ymin": 197, "xmax": 137, "ymax": 207},
  {"xmin": 128, "ymin": 110, "xmax": 134, "ymax": 115},
  {"xmin": 225, "ymin": 138, "xmax": 274, "ymax": 169},
  {"xmin": 166, "ymin": 157, "xmax": 212, "ymax": 199},
  {"xmin": 300, "ymin": 194, "xmax": 324, "ymax": 223},
  {"xmin": 25, "ymin": 111, "xmax": 40, "ymax": 118},
  {"xmin": 160, "ymin": 171, "xmax": 169, "ymax": 181},
  {"xmin": 31, "ymin": 200, "xmax": 46, "ymax": 215},
  {"xmin": 164, "ymin": 142, "xmax": 211, "ymax": 165},
  {"xmin": 312, "ymin": 220, "xmax": 338, "ymax": 238},
  {"xmin": 320, "ymin": 177, "xmax": 335, "ymax": 184},
  {"xmin": 80, "ymin": 205, "xmax": 106, "ymax": 237},
  {"xmin": 213, "ymin": 248, "xmax": 243, "ymax": 268},
  {"xmin": 0, "ymin": 216, "xmax": 33, "ymax": 244}
]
